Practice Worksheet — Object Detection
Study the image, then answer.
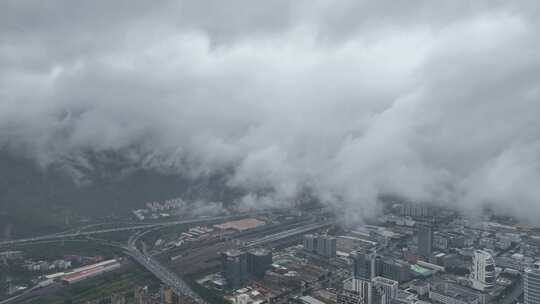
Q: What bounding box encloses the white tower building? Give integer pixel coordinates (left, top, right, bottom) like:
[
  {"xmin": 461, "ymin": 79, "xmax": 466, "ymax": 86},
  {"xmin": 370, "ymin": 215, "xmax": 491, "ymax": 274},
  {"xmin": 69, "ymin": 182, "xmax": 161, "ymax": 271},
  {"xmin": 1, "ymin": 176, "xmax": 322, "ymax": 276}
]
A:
[
  {"xmin": 470, "ymin": 249, "xmax": 496, "ymax": 291},
  {"xmin": 524, "ymin": 262, "xmax": 540, "ymax": 304},
  {"xmin": 372, "ymin": 276, "xmax": 398, "ymax": 304}
]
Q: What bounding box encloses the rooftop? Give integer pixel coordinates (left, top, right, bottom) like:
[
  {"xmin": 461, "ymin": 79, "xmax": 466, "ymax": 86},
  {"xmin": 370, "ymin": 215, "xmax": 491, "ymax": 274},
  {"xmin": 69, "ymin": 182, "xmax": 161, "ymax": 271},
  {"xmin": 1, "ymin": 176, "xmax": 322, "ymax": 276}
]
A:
[
  {"xmin": 214, "ymin": 218, "xmax": 266, "ymax": 231},
  {"xmin": 249, "ymin": 248, "xmax": 271, "ymax": 256},
  {"xmin": 411, "ymin": 265, "xmax": 431, "ymax": 274},
  {"xmin": 300, "ymin": 296, "xmax": 326, "ymax": 304},
  {"xmin": 372, "ymin": 276, "xmax": 398, "ymax": 286},
  {"xmin": 410, "ymin": 279, "xmax": 429, "ymax": 287},
  {"xmin": 223, "ymin": 249, "xmax": 245, "ymax": 257}
]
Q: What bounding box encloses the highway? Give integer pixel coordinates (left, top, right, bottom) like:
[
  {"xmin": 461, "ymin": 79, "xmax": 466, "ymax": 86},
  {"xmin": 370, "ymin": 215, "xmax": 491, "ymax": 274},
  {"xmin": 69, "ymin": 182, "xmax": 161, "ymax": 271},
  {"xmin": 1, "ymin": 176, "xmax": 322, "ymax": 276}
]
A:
[
  {"xmin": 0, "ymin": 236, "xmax": 204, "ymax": 304},
  {"xmin": 125, "ymin": 248, "xmax": 205, "ymax": 303},
  {"xmin": 126, "ymin": 225, "xmax": 206, "ymax": 303},
  {"xmin": 123, "ymin": 218, "xmax": 333, "ymax": 303},
  {"xmin": 0, "ymin": 212, "xmax": 271, "ymax": 303},
  {"xmin": 245, "ymin": 221, "xmax": 334, "ymax": 248},
  {"xmin": 0, "ymin": 210, "xmax": 319, "ymax": 304},
  {"xmin": 0, "ymin": 212, "xmax": 268, "ymax": 248}
]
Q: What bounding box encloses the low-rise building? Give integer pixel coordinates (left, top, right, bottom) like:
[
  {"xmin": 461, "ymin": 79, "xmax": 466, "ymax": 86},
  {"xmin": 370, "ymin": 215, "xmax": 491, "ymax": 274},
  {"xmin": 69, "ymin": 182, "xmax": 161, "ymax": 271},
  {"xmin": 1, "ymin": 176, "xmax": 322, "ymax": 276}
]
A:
[
  {"xmin": 409, "ymin": 279, "xmax": 430, "ymax": 296},
  {"xmin": 429, "ymin": 283, "xmax": 479, "ymax": 304}
]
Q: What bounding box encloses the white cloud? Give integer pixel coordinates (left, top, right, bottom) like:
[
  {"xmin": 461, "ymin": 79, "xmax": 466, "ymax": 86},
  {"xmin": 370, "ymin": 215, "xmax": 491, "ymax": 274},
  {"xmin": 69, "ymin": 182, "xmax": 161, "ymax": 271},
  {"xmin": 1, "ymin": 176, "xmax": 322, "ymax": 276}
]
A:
[{"xmin": 1, "ymin": 1, "xmax": 540, "ymax": 221}]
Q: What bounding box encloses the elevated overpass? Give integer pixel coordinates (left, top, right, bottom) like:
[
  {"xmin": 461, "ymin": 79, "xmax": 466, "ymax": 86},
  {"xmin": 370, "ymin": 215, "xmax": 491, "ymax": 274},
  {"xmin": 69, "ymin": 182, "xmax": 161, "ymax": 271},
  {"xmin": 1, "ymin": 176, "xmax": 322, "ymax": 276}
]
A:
[{"xmin": 0, "ymin": 212, "xmax": 269, "ymax": 248}]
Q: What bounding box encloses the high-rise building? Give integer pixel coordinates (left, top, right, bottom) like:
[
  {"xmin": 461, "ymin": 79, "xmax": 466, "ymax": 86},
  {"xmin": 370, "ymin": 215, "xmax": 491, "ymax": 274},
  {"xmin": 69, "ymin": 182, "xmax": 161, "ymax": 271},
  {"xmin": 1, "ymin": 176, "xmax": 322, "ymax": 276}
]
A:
[
  {"xmin": 303, "ymin": 234, "xmax": 336, "ymax": 258},
  {"xmin": 350, "ymin": 250, "xmax": 381, "ymax": 304},
  {"xmin": 303, "ymin": 234, "xmax": 318, "ymax": 252},
  {"xmin": 352, "ymin": 251, "xmax": 370, "ymax": 280},
  {"xmin": 417, "ymin": 225, "xmax": 433, "ymax": 259},
  {"xmin": 398, "ymin": 203, "xmax": 431, "ymax": 218},
  {"xmin": 352, "ymin": 250, "xmax": 381, "ymax": 280},
  {"xmin": 318, "ymin": 235, "xmax": 337, "ymax": 258},
  {"xmin": 434, "ymin": 232, "xmax": 465, "ymax": 250},
  {"xmin": 343, "ymin": 277, "xmax": 372, "ymax": 299},
  {"xmin": 372, "ymin": 277, "xmax": 398, "ymax": 304},
  {"xmin": 524, "ymin": 262, "xmax": 540, "ymax": 304},
  {"xmin": 317, "ymin": 236, "xmax": 327, "ymax": 256},
  {"xmin": 247, "ymin": 248, "xmax": 272, "ymax": 278},
  {"xmin": 221, "ymin": 249, "xmax": 248, "ymax": 290},
  {"xmin": 380, "ymin": 259, "xmax": 411, "ymax": 283},
  {"xmin": 470, "ymin": 250, "xmax": 496, "ymax": 291}
]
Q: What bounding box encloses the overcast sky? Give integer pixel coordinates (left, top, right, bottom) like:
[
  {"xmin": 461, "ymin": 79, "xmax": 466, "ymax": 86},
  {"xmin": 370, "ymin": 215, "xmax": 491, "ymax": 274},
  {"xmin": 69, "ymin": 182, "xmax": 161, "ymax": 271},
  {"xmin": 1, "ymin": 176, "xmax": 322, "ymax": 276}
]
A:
[{"xmin": 1, "ymin": 1, "xmax": 540, "ymax": 221}]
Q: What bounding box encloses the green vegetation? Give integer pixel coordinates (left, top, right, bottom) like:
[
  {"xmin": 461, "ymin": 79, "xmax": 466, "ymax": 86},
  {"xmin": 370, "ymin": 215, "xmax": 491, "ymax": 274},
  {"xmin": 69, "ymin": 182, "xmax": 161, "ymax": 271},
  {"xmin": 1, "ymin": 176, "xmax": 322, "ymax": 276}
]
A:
[
  {"xmin": 9, "ymin": 240, "xmax": 123, "ymax": 261},
  {"xmin": 28, "ymin": 265, "xmax": 158, "ymax": 304},
  {"xmin": 1, "ymin": 240, "xmax": 126, "ymax": 290}
]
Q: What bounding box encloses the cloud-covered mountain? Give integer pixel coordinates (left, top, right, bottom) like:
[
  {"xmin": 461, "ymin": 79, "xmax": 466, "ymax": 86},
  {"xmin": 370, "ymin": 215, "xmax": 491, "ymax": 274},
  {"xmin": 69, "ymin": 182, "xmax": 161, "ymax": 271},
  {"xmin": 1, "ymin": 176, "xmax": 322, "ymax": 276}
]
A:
[{"xmin": 2, "ymin": 1, "xmax": 540, "ymax": 221}]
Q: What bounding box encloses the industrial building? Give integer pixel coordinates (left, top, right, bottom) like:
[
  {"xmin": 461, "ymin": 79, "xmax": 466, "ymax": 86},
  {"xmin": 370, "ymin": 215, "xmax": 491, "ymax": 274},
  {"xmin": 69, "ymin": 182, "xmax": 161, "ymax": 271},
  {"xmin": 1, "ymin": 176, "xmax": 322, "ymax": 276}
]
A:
[
  {"xmin": 61, "ymin": 259, "xmax": 121, "ymax": 284},
  {"xmin": 214, "ymin": 218, "xmax": 265, "ymax": 231}
]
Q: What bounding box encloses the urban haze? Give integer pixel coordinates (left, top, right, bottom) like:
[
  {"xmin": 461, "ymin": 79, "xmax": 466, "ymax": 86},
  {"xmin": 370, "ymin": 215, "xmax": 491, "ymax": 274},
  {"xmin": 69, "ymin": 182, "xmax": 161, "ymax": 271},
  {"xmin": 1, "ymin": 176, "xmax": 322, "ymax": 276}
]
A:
[{"xmin": 1, "ymin": 2, "xmax": 540, "ymax": 304}]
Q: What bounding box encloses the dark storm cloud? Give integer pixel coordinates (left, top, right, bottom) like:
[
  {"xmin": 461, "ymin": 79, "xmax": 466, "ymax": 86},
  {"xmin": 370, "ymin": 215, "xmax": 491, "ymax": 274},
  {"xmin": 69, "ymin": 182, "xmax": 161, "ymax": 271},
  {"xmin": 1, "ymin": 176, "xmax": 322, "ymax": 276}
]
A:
[{"xmin": 2, "ymin": 1, "xmax": 540, "ymax": 221}]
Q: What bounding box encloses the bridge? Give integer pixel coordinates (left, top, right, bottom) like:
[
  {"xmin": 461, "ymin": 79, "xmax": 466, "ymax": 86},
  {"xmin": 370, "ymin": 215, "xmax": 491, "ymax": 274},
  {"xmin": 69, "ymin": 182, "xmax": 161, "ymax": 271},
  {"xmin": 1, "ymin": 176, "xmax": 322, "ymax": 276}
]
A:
[
  {"xmin": 244, "ymin": 221, "xmax": 334, "ymax": 248},
  {"xmin": 125, "ymin": 248, "xmax": 205, "ymax": 303},
  {"xmin": 0, "ymin": 210, "xmax": 322, "ymax": 304},
  {"xmin": 0, "ymin": 213, "xmax": 265, "ymax": 303},
  {"xmin": 0, "ymin": 212, "xmax": 269, "ymax": 248}
]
